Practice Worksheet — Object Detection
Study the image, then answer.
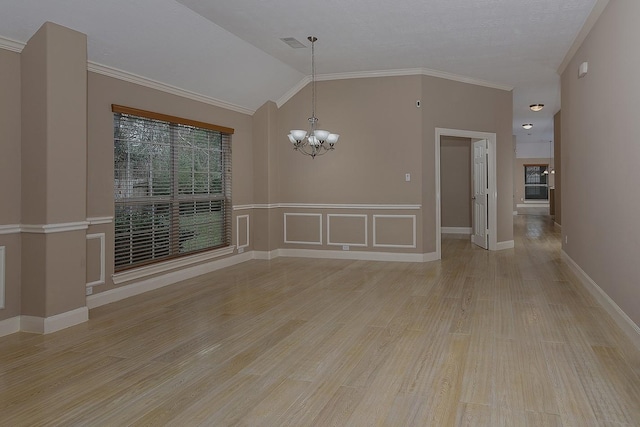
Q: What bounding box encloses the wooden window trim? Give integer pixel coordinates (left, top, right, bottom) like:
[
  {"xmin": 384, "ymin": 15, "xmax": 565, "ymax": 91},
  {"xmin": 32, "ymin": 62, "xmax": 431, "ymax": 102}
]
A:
[{"xmin": 112, "ymin": 104, "xmax": 234, "ymax": 134}]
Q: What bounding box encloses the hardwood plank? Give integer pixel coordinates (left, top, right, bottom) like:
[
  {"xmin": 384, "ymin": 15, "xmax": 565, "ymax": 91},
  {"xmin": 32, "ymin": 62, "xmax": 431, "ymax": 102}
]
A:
[
  {"xmin": 542, "ymin": 341, "xmax": 600, "ymax": 426},
  {"xmin": 309, "ymin": 385, "xmax": 365, "ymax": 426},
  {"xmin": 0, "ymin": 214, "xmax": 638, "ymax": 425},
  {"xmin": 524, "ymin": 412, "xmax": 563, "ymax": 427},
  {"xmin": 455, "ymin": 402, "xmax": 492, "ymax": 427},
  {"xmin": 234, "ymin": 378, "xmax": 312, "ymax": 426},
  {"xmin": 520, "ymin": 341, "xmax": 559, "ymax": 414},
  {"xmin": 343, "ymin": 328, "xmax": 430, "ymax": 426},
  {"xmin": 415, "ymin": 333, "xmax": 470, "ymax": 426},
  {"xmin": 494, "ymin": 338, "xmax": 526, "ymax": 412},
  {"xmin": 460, "ymin": 299, "xmax": 495, "ymax": 406}
]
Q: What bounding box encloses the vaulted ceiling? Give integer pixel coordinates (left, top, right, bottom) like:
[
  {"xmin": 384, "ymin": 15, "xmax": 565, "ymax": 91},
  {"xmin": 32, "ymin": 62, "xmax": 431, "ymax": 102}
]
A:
[{"xmin": 0, "ymin": 0, "xmax": 604, "ymax": 146}]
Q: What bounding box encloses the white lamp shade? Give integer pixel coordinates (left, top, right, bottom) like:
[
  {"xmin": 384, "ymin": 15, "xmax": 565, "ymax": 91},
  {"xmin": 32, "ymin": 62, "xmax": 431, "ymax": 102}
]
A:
[
  {"xmin": 326, "ymin": 133, "xmax": 339, "ymax": 145},
  {"xmin": 290, "ymin": 130, "xmax": 308, "ymax": 141},
  {"xmin": 287, "ymin": 134, "xmax": 297, "ymax": 144},
  {"xmin": 314, "ymin": 130, "xmax": 330, "ymax": 141}
]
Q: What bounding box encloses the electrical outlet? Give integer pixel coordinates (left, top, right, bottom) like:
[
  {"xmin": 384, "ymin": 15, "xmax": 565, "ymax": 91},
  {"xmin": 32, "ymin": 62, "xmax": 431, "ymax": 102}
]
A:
[
  {"xmin": 342, "ymin": 245, "xmax": 350, "ymax": 251},
  {"xmin": 238, "ymin": 247, "xmax": 244, "ymax": 254},
  {"xmin": 405, "ymin": 173, "xmax": 411, "ymax": 182},
  {"xmin": 86, "ymin": 286, "xmax": 93, "ymax": 296}
]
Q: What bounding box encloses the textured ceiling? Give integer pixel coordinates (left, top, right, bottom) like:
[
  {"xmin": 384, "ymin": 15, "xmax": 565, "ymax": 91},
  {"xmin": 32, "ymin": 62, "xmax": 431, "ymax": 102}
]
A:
[{"xmin": 0, "ymin": 0, "xmax": 602, "ymax": 145}]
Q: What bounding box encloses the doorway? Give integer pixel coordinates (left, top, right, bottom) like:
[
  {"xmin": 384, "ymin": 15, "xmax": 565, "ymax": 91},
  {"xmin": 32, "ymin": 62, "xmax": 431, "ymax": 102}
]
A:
[{"xmin": 435, "ymin": 128, "xmax": 497, "ymax": 259}]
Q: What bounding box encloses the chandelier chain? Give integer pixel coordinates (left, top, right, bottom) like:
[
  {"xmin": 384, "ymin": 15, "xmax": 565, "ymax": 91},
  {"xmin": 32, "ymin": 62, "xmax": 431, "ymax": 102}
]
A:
[
  {"xmin": 311, "ymin": 36, "xmax": 316, "ymax": 125},
  {"xmin": 287, "ymin": 36, "xmax": 339, "ymax": 159}
]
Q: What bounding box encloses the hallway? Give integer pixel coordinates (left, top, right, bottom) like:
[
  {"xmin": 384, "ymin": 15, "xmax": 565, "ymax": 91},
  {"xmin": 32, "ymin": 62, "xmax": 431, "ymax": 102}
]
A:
[{"xmin": 0, "ymin": 215, "xmax": 639, "ymax": 425}]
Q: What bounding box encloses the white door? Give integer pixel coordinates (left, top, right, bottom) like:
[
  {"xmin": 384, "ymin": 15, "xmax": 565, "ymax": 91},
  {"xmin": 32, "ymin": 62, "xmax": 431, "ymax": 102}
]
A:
[{"xmin": 472, "ymin": 139, "xmax": 489, "ymax": 249}]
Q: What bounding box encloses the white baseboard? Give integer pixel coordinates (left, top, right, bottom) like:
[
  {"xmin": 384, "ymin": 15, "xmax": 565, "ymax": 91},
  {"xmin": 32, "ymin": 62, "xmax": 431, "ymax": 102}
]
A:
[
  {"xmin": 441, "ymin": 227, "xmax": 472, "ymax": 235},
  {"xmin": 421, "ymin": 252, "xmax": 440, "ymax": 262},
  {"xmin": 496, "ymin": 240, "xmax": 515, "ymax": 250},
  {"xmin": 88, "ymin": 247, "xmax": 438, "ymax": 310},
  {"xmin": 87, "ymin": 251, "xmax": 254, "ymax": 309},
  {"xmin": 253, "ymin": 249, "xmax": 280, "ymax": 260},
  {"xmin": 562, "ymin": 251, "xmax": 640, "ymax": 351},
  {"xmin": 0, "ymin": 316, "xmax": 20, "ymax": 337},
  {"xmin": 277, "ymin": 248, "xmax": 435, "ymax": 263},
  {"xmin": 20, "ymin": 307, "xmax": 89, "ymax": 334},
  {"xmin": 554, "ymin": 222, "xmax": 562, "ymax": 229}
]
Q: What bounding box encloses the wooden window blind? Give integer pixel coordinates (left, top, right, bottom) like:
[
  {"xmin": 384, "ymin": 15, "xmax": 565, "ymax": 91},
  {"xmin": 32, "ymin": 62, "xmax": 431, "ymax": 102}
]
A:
[{"xmin": 113, "ymin": 105, "xmax": 232, "ymax": 271}]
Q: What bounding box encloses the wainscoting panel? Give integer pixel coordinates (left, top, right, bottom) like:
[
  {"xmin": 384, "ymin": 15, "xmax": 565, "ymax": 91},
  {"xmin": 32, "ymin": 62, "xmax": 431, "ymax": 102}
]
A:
[
  {"xmin": 86, "ymin": 233, "xmax": 105, "ymax": 287},
  {"xmin": 236, "ymin": 215, "xmax": 250, "ymax": 249},
  {"xmin": 326, "ymin": 214, "xmax": 368, "ymax": 247},
  {"xmin": 283, "ymin": 213, "xmax": 323, "ymax": 245},
  {"xmin": 373, "ymin": 215, "xmax": 417, "ymax": 248}
]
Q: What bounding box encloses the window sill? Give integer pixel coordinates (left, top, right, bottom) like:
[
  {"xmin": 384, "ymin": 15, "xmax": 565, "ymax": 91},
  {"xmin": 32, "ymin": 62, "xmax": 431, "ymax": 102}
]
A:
[{"xmin": 112, "ymin": 245, "xmax": 235, "ymax": 285}]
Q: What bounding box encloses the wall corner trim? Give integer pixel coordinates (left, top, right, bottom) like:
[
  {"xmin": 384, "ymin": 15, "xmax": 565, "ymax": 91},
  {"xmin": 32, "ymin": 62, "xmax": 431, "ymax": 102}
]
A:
[{"xmin": 561, "ymin": 250, "xmax": 640, "ymax": 351}]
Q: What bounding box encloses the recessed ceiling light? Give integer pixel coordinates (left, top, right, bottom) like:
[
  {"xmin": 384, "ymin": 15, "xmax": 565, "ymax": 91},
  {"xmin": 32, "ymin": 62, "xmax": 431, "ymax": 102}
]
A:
[
  {"xmin": 522, "ymin": 123, "xmax": 533, "ymax": 130},
  {"xmin": 529, "ymin": 104, "xmax": 544, "ymax": 112}
]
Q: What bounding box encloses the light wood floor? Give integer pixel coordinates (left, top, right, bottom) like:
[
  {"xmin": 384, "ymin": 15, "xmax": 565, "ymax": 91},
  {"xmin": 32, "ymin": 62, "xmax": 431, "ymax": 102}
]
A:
[{"xmin": 1, "ymin": 215, "xmax": 639, "ymax": 426}]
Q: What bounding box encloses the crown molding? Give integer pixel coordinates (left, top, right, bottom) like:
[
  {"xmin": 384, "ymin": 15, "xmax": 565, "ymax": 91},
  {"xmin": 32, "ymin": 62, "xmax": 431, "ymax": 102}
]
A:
[
  {"xmin": 418, "ymin": 67, "xmax": 513, "ymax": 91},
  {"xmin": 0, "ymin": 37, "xmax": 256, "ymax": 115},
  {"xmin": 87, "ymin": 62, "xmax": 255, "ymax": 115},
  {"xmin": 0, "ymin": 36, "xmax": 25, "ymax": 53},
  {"xmin": 317, "ymin": 67, "xmax": 513, "ymax": 91},
  {"xmin": 276, "ymin": 67, "xmax": 512, "ymax": 108},
  {"xmin": 3, "ymin": 35, "xmax": 511, "ymax": 114},
  {"xmin": 558, "ymin": 0, "xmax": 610, "ymax": 76},
  {"xmin": 275, "ymin": 76, "xmax": 312, "ymax": 108}
]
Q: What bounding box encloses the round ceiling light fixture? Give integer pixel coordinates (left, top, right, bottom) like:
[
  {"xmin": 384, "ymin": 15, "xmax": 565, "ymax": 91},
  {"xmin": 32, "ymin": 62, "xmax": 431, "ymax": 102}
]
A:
[
  {"xmin": 529, "ymin": 104, "xmax": 544, "ymax": 112},
  {"xmin": 522, "ymin": 123, "xmax": 533, "ymax": 130}
]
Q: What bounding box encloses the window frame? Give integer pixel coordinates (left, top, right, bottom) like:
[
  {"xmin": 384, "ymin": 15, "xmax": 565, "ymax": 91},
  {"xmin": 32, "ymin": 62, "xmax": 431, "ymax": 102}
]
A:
[
  {"xmin": 112, "ymin": 104, "xmax": 233, "ymax": 272},
  {"xmin": 523, "ymin": 164, "xmax": 549, "ymax": 201}
]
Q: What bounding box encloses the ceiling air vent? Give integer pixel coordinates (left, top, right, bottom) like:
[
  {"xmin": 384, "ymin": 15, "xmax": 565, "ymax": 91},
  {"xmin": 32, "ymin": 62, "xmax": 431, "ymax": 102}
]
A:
[{"xmin": 280, "ymin": 37, "xmax": 307, "ymax": 48}]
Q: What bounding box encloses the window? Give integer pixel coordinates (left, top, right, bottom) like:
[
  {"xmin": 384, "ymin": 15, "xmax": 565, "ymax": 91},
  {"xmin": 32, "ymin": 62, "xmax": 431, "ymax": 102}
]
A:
[
  {"xmin": 113, "ymin": 105, "xmax": 232, "ymax": 271},
  {"xmin": 524, "ymin": 165, "xmax": 548, "ymax": 200}
]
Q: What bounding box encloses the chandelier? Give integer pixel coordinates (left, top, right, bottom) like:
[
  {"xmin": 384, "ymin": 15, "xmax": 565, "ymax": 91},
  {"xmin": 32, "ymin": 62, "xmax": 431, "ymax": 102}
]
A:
[{"xmin": 287, "ymin": 36, "xmax": 339, "ymax": 159}]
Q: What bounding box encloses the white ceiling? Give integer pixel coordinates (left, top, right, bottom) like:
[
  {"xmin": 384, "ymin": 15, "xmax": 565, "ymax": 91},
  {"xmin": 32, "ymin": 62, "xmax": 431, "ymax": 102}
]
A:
[{"xmin": 0, "ymin": 0, "xmax": 602, "ymax": 145}]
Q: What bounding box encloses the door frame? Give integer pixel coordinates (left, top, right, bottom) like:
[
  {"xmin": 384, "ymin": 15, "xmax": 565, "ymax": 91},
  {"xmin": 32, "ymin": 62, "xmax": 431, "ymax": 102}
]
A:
[{"xmin": 435, "ymin": 128, "xmax": 497, "ymax": 259}]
